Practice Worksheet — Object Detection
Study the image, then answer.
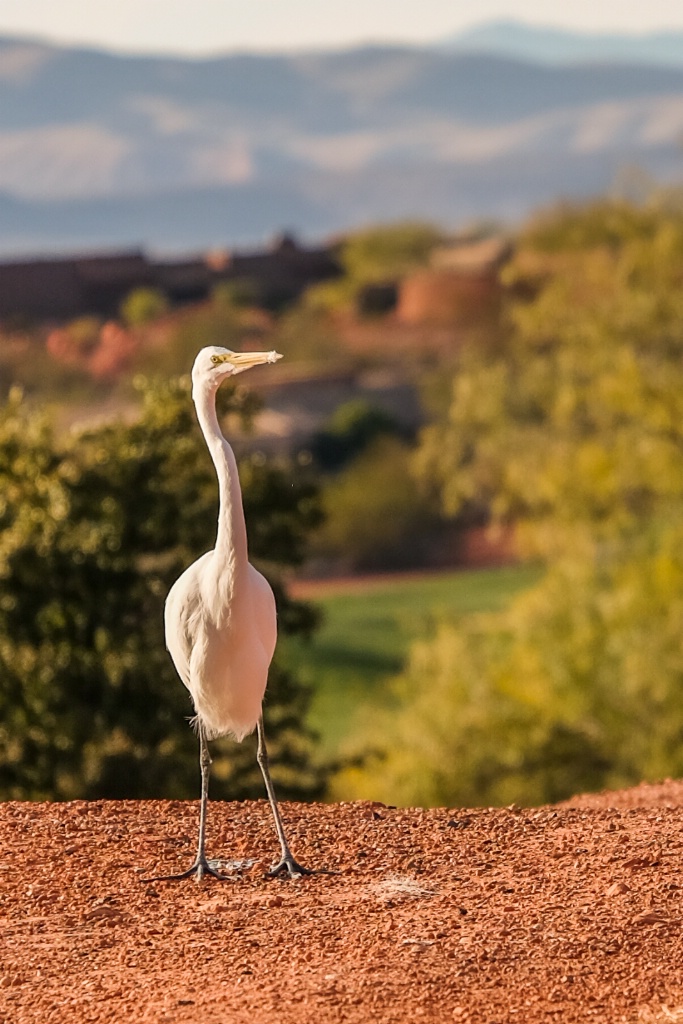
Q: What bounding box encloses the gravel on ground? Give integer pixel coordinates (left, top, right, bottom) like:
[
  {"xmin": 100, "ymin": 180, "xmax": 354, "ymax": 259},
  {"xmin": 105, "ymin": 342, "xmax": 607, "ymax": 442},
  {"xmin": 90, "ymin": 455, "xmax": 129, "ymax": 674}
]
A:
[{"xmin": 3, "ymin": 781, "xmax": 683, "ymax": 1023}]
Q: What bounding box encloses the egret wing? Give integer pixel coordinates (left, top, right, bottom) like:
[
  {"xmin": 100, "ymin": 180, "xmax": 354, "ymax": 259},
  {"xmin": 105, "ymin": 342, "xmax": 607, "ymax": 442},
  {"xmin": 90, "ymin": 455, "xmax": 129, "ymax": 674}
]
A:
[{"xmin": 164, "ymin": 553, "xmax": 212, "ymax": 691}]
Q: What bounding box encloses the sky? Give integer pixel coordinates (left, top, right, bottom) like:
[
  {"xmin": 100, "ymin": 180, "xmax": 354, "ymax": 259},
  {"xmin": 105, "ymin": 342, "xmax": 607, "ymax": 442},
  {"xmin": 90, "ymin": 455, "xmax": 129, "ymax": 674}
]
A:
[{"xmin": 1, "ymin": 0, "xmax": 683, "ymax": 56}]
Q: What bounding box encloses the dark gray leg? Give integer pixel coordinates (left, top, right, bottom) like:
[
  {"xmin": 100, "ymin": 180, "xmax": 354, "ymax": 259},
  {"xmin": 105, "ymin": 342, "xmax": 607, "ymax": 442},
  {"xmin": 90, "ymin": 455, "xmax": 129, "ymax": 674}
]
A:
[
  {"xmin": 142, "ymin": 724, "xmax": 230, "ymax": 883},
  {"xmin": 256, "ymin": 715, "xmax": 311, "ymax": 878}
]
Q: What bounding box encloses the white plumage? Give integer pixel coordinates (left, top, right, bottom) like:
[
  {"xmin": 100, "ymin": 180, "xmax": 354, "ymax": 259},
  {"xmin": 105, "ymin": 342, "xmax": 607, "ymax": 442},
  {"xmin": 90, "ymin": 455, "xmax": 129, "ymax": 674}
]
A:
[
  {"xmin": 165, "ymin": 554, "xmax": 276, "ymax": 741},
  {"xmin": 147, "ymin": 346, "xmax": 309, "ymax": 883}
]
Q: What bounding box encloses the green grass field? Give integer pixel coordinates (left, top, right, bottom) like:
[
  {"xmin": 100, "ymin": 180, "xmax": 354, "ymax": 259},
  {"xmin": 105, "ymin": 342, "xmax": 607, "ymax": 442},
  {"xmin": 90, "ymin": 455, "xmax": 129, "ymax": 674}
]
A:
[{"xmin": 281, "ymin": 564, "xmax": 539, "ymax": 758}]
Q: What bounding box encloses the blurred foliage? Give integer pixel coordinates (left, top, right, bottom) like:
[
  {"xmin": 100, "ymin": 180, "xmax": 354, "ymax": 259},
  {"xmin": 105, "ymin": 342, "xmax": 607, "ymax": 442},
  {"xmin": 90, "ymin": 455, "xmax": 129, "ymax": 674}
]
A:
[
  {"xmin": 120, "ymin": 287, "xmax": 169, "ymax": 328},
  {"xmin": 337, "ymin": 545, "xmax": 683, "ymax": 806},
  {"xmin": 310, "ymin": 398, "xmax": 440, "ymax": 572},
  {"xmin": 133, "ymin": 299, "xmax": 248, "ymax": 379},
  {"xmin": 211, "ymin": 279, "xmax": 259, "ymax": 310},
  {"xmin": 313, "ymin": 436, "xmax": 439, "ymax": 573},
  {"xmin": 270, "ymin": 304, "xmax": 344, "ymax": 364},
  {"xmin": 0, "ymin": 330, "xmax": 95, "ymax": 403},
  {"xmin": 521, "ymin": 198, "xmax": 671, "ymax": 253},
  {"xmin": 307, "ymin": 221, "xmax": 442, "ymax": 312},
  {"xmin": 53, "ymin": 316, "xmax": 102, "ymax": 357},
  {"xmin": 342, "ymin": 222, "xmax": 442, "ymax": 282},
  {"xmin": 0, "ymin": 377, "xmax": 326, "ymax": 801},
  {"xmin": 340, "ymin": 199, "xmax": 683, "ymax": 806},
  {"xmin": 46, "ymin": 319, "xmax": 139, "ymax": 381},
  {"xmin": 311, "ymin": 398, "xmax": 403, "ymax": 472}
]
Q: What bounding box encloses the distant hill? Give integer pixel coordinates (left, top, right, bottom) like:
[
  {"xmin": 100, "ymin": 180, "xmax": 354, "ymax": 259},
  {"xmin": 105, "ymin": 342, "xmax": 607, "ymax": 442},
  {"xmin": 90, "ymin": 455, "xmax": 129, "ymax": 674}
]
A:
[
  {"xmin": 1, "ymin": 34, "xmax": 683, "ymax": 255},
  {"xmin": 443, "ymin": 20, "xmax": 683, "ymax": 68}
]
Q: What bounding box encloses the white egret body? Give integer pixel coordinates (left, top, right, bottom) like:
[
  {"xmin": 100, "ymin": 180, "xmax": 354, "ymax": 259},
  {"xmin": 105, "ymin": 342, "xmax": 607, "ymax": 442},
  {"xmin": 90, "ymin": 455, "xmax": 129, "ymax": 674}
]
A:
[
  {"xmin": 165, "ymin": 550, "xmax": 275, "ymax": 741},
  {"xmin": 149, "ymin": 346, "xmax": 308, "ymax": 882}
]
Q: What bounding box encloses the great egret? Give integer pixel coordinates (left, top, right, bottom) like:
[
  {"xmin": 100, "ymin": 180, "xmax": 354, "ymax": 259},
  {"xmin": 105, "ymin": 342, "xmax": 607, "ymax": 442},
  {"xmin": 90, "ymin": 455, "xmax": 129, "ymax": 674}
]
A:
[{"xmin": 148, "ymin": 346, "xmax": 309, "ymax": 882}]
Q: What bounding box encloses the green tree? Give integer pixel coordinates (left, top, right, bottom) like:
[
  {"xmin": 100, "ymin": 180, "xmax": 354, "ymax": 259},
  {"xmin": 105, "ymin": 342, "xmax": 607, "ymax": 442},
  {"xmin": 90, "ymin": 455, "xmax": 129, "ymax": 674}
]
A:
[
  {"xmin": 341, "ymin": 222, "xmax": 442, "ymax": 282},
  {"xmin": 339, "ymin": 200, "xmax": 683, "ymax": 806},
  {"xmin": 313, "ymin": 436, "xmax": 438, "ymax": 573},
  {"xmin": 311, "ymin": 398, "xmax": 403, "ymax": 471},
  {"xmin": 0, "ymin": 378, "xmax": 325, "ymax": 801},
  {"xmin": 308, "ymin": 221, "xmax": 442, "ymax": 312},
  {"xmin": 120, "ymin": 287, "xmax": 169, "ymax": 328}
]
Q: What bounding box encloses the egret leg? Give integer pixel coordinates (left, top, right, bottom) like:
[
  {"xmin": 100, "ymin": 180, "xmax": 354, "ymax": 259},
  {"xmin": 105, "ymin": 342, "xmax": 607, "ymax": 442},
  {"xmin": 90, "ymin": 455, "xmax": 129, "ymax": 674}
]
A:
[
  {"xmin": 256, "ymin": 715, "xmax": 311, "ymax": 879},
  {"xmin": 143, "ymin": 724, "xmax": 230, "ymax": 883}
]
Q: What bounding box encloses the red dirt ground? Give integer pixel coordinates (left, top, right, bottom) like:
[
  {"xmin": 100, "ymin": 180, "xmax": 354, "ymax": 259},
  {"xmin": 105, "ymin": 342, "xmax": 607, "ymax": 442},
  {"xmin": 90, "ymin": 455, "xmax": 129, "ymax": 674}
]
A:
[{"xmin": 3, "ymin": 781, "xmax": 683, "ymax": 1023}]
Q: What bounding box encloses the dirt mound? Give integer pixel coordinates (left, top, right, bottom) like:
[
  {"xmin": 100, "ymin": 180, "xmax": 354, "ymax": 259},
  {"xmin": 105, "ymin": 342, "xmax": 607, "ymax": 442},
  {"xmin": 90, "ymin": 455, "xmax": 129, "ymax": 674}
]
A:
[{"xmin": 3, "ymin": 782, "xmax": 683, "ymax": 1023}]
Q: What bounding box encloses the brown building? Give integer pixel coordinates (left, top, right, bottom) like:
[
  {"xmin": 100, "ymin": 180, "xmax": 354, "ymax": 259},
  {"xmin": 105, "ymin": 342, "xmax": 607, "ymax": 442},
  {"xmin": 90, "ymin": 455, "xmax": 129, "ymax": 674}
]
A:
[
  {"xmin": 0, "ymin": 235, "xmax": 340, "ymax": 323},
  {"xmin": 397, "ymin": 237, "xmax": 512, "ymax": 326},
  {"xmin": 0, "ymin": 251, "xmax": 153, "ymax": 322},
  {"xmin": 225, "ymin": 233, "xmax": 340, "ymax": 310}
]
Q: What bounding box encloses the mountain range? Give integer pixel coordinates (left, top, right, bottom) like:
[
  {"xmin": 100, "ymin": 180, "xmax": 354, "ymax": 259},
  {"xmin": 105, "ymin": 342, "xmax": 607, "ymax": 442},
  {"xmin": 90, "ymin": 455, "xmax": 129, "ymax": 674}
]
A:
[
  {"xmin": 1, "ymin": 25, "xmax": 683, "ymax": 256},
  {"xmin": 444, "ymin": 21, "xmax": 683, "ymax": 68}
]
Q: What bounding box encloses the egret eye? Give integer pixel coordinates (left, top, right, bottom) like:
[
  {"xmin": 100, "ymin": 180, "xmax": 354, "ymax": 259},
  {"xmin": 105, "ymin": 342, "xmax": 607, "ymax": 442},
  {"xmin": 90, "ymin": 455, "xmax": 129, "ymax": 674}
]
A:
[{"xmin": 211, "ymin": 355, "xmax": 222, "ymax": 365}]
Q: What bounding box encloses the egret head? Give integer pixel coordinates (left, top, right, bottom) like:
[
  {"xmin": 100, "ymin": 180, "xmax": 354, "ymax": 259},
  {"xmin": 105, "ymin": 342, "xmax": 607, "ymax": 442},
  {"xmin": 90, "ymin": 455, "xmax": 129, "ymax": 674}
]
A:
[{"xmin": 191, "ymin": 346, "xmax": 283, "ymax": 392}]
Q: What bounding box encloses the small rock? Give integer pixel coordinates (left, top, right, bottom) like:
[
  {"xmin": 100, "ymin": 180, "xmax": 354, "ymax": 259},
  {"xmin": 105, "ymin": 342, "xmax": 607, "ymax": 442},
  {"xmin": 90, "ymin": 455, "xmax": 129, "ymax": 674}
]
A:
[
  {"xmin": 632, "ymin": 909, "xmax": 675, "ymax": 926},
  {"xmin": 82, "ymin": 906, "xmax": 124, "ymax": 923},
  {"xmin": 361, "ymin": 808, "xmax": 382, "ymax": 821}
]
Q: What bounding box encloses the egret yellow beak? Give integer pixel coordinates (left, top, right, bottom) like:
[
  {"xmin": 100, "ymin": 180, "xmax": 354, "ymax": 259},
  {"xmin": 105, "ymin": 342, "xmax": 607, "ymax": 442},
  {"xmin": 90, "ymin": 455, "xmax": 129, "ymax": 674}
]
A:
[{"xmin": 213, "ymin": 350, "xmax": 282, "ymax": 371}]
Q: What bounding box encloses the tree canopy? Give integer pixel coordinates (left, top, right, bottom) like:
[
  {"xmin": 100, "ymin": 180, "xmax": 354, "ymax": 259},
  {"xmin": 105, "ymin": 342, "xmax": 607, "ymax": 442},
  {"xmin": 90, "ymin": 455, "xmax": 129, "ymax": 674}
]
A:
[
  {"xmin": 338, "ymin": 200, "xmax": 683, "ymax": 806},
  {"xmin": 0, "ymin": 377, "xmax": 325, "ymax": 801},
  {"xmin": 307, "ymin": 221, "xmax": 442, "ymax": 312}
]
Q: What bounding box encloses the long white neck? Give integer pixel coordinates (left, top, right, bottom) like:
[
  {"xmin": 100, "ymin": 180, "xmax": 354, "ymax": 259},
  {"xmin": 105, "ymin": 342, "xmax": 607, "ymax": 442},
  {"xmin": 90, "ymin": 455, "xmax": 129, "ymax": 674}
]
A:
[{"xmin": 193, "ymin": 382, "xmax": 248, "ymax": 565}]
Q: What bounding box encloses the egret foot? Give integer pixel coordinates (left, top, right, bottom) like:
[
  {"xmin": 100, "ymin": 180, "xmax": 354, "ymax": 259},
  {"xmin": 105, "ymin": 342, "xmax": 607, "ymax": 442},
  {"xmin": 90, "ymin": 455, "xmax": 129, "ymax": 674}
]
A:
[
  {"xmin": 267, "ymin": 855, "xmax": 313, "ymax": 880},
  {"xmin": 143, "ymin": 855, "xmax": 232, "ymax": 883}
]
